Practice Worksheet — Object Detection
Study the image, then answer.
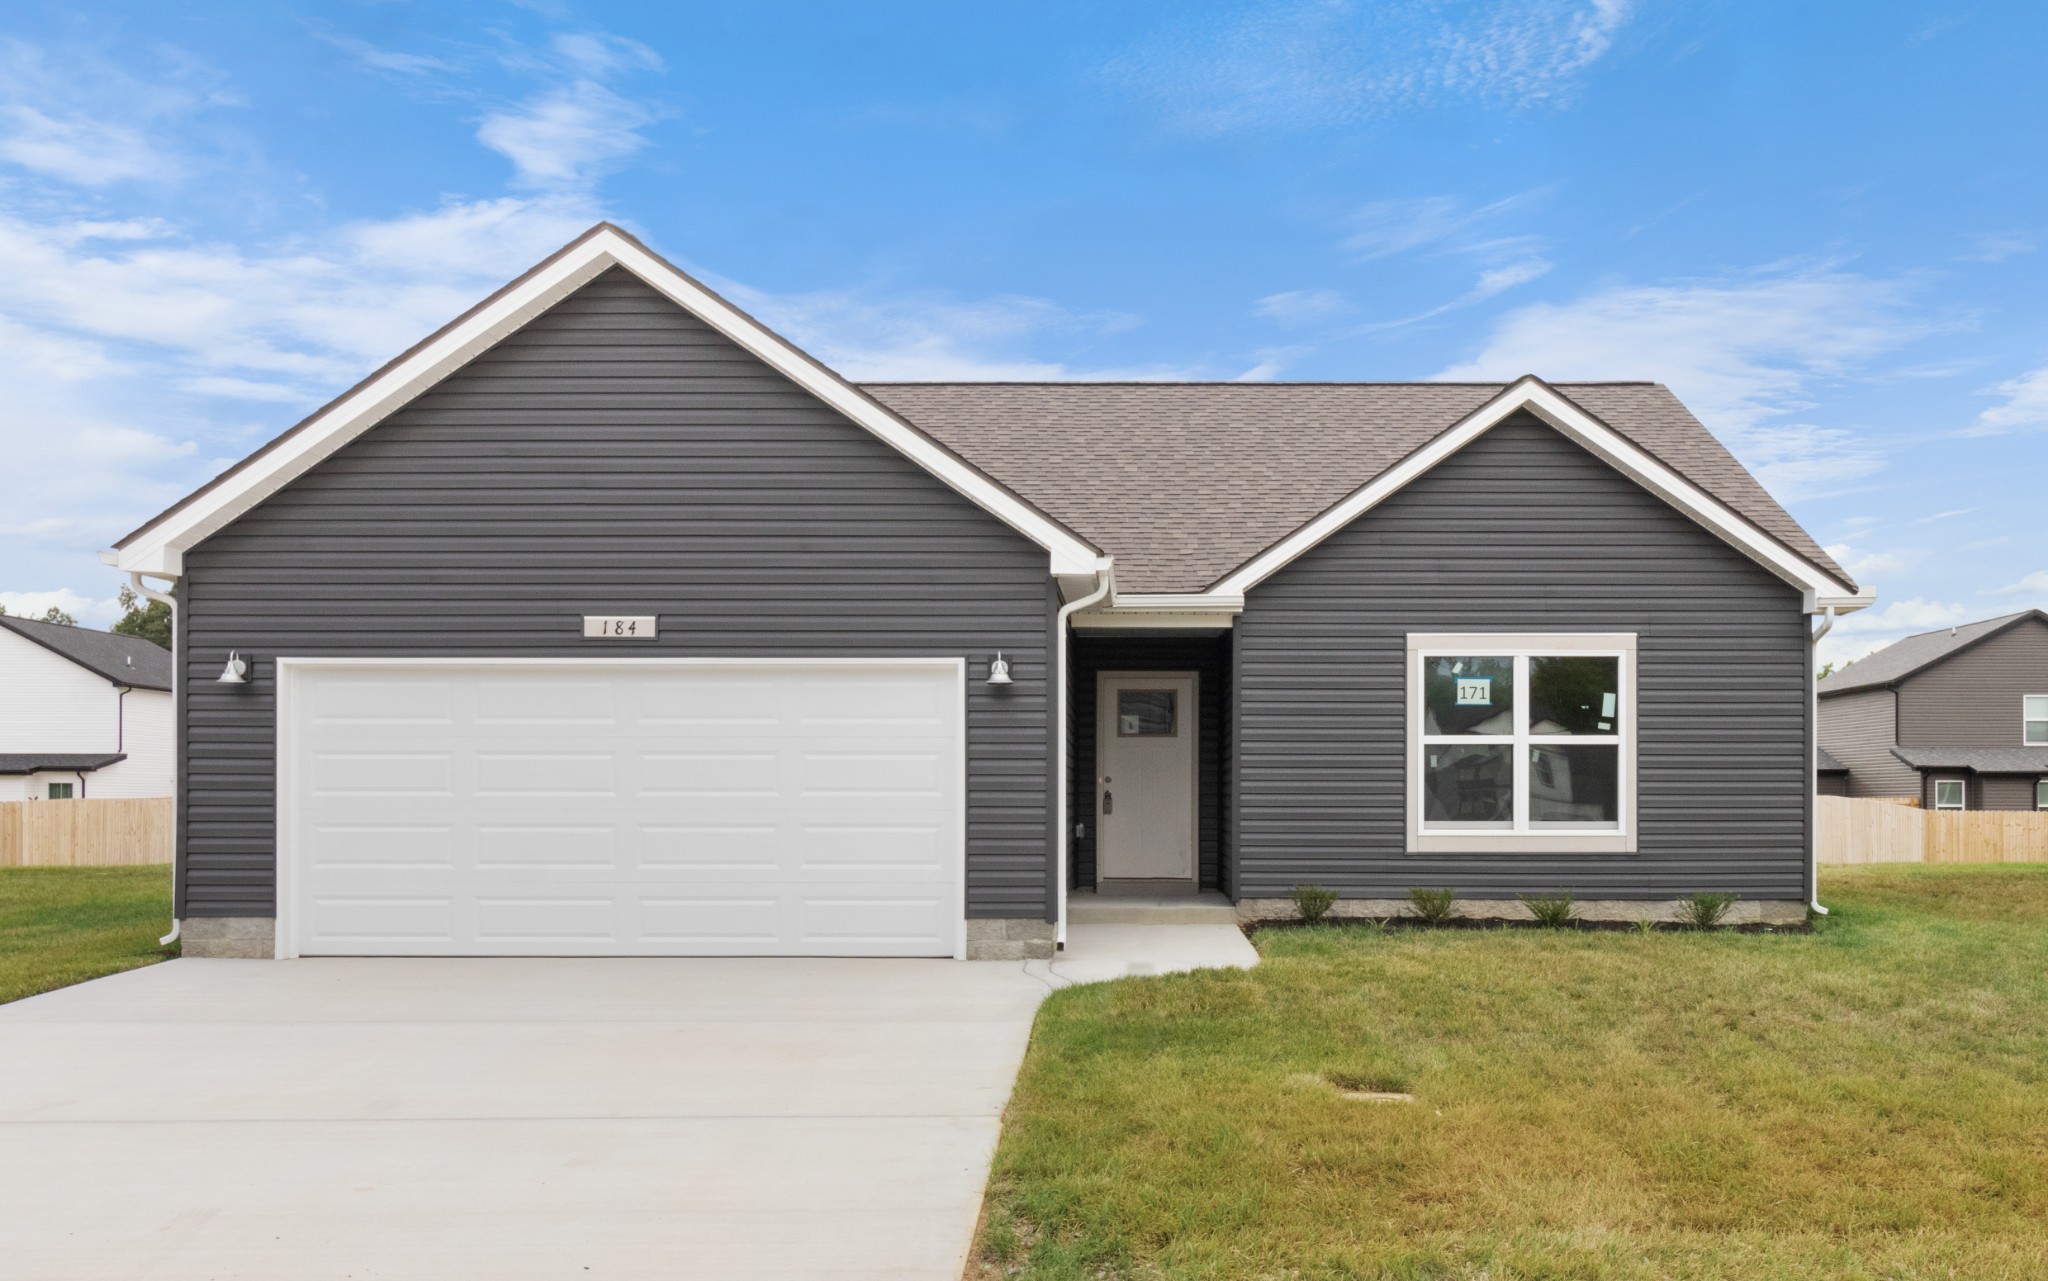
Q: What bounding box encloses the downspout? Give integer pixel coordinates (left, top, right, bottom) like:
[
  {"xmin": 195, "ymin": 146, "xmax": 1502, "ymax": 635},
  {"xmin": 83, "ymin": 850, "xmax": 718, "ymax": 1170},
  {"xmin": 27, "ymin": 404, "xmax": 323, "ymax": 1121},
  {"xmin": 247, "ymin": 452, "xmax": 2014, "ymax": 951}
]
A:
[
  {"xmin": 1809, "ymin": 605, "xmax": 1838, "ymax": 917},
  {"xmin": 1055, "ymin": 565, "xmax": 1114, "ymax": 948},
  {"xmin": 129, "ymin": 572, "xmax": 180, "ymax": 948}
]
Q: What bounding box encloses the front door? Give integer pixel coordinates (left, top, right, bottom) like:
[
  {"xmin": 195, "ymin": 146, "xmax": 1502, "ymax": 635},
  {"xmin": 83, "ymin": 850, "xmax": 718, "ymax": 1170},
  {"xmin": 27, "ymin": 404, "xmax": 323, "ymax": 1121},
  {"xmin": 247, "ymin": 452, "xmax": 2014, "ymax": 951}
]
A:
[{"xmin": 1096, "ymin": 672, "xmax": 1198, "ymax": 882}]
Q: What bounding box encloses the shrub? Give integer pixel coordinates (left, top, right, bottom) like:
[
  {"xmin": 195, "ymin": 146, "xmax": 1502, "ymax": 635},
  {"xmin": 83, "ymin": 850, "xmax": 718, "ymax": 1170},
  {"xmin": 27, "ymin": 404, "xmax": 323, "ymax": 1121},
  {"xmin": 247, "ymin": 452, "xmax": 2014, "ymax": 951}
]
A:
[
  {"xmin": 1677, "ymin": 892, "xmax": 1738, "ymax": 930},
  {"xmin": 1520, "ymin": 892, "xmax": 1577, "ymax": 929},
  {"xmin": 1292, "ymin": 884, "xmax": 1338, "ymax": 925},
  {"xmin": 1409, "ymin": 886, "xmax": 1458, "ymax": 925}
]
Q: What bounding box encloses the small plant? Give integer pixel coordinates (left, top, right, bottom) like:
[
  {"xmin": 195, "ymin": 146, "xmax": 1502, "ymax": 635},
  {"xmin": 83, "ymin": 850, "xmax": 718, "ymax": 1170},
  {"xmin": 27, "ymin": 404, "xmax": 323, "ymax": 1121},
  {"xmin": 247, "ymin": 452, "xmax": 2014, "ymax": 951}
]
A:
[
  {"xmin": 1677, "ymin": 892, "xmax": 1739, "ymax": 930},
  {"xmin": 1292, "ymin": 883, "xmax": 1338, "ymax": 925},
  {"xmin": 1326, "ymin": 1069, "xmax": 1411, "ymax": 1095},
  {"xmin": 1634, "ymin": 918, "xmax": 1657, "ymax": 936},
  {"xmin": 1409, "ymin": 886, "xmax": 1458, "ymax": 925},
  {"xmin": 1520, "ymin": 892, "xmax": 1577, "ymax": 929}
]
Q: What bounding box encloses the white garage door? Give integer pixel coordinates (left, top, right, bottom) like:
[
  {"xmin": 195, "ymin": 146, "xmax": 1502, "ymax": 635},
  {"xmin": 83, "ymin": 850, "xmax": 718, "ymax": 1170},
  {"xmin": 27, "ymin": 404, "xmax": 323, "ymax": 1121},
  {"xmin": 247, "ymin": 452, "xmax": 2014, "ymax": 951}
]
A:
[{"xmin": 278, "ymin": 660, "xmax": 964, "ymax": 958}]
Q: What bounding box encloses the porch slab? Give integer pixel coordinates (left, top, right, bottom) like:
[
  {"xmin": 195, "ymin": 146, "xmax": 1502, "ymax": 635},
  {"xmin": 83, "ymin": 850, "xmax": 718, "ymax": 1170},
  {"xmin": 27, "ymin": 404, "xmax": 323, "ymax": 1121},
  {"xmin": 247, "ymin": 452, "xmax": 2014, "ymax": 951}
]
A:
[
  {"xmin": 1068, "ymin": 890, "xmax": 1237, "ymax": 925},
  {"xmin": 1039, "ymin": 922, "xmax": 1258, "ymax": 986}
]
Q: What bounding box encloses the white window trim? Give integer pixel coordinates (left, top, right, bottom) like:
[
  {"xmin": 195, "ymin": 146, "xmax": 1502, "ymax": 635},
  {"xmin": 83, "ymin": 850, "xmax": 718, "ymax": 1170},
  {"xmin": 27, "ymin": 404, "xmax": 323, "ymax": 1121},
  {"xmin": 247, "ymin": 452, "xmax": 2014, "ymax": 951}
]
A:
[
  {"xmin": 2024, "ymin": 694, "xmax": 2048, "ymax": 747},
  {"xmin": 1407, "ymin": 632, "xmax": 1637, "ymax": 855},
  {"xmin": 1932, "ymin": 777, "xmax": 1966, "ymax": 811}
]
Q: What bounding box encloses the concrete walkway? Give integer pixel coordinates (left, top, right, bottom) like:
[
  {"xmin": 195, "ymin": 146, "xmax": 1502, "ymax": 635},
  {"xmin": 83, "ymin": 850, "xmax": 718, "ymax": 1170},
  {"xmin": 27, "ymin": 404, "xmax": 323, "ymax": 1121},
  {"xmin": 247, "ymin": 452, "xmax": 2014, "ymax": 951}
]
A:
[{"xmin": 0, "ymin": 933, "xmax": 1257, "ymax": 1280}]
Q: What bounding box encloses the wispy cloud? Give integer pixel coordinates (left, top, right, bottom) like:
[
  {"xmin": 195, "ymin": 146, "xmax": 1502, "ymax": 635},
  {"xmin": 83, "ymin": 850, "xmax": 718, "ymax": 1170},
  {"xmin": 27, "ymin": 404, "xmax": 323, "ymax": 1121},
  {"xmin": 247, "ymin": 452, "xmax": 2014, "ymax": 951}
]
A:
[
  {"xmin": 0, "ymin": 587, "xmax": 124, "ymax": 626},
  {"xmin": 1824, "ymin": 543, "xmax": 1912, "ymax": 580},
  {"xmin": 1912, "ymin": 507, "xmax": 1974, "ymax": 524},
  {"xmin": 717, "ymin": 280, "xmax": 1182, "ymax": 381},
  {"xmin": 1107, "ymin": 0, "xmax": 1634, "ymax": 135},
  {"xmin": 1991, "ymin": 570, "xmax": 2048, "ymax": 597},
  {"xmin": 1436, "ymin": 264, "xmax": 1934, "ymax": 499},
  {"xmin": 478, "ymin": 80, "xmax": 657, "ymax": 188},
  {"xmin": 1961, "ymin": 231, "xmax": 2034, "ymax": 263},
  {"xmin": 1253, "ymin": 288, "xmax": 1349, "ymax": 326},
  {"xmin": 1968, "ymin": 363, "xmax": 2048, "ymax": 435}
]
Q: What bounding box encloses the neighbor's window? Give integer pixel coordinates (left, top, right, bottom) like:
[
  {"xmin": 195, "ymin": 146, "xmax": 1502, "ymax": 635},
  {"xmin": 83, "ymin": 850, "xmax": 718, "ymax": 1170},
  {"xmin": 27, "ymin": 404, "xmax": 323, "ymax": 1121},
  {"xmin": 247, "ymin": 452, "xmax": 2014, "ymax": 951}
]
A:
[
  {"xmin": 2036, "ymin": 779, "xmax": 2047, "ymax": 811},
  {"xmin": 2026, "ymin": 695, "xmax": 2048, "ymax": 746},
  {"xmin": 1933, "ymin": 778, "xmax": 1965, "ymax": 811},
  {"xmin": 46, "ymin": 782, "xmax": 73, "ymax": 800},
  {"xmin": 1410, "ymin": 634, "xmax": 1633, "ymax": 852}
]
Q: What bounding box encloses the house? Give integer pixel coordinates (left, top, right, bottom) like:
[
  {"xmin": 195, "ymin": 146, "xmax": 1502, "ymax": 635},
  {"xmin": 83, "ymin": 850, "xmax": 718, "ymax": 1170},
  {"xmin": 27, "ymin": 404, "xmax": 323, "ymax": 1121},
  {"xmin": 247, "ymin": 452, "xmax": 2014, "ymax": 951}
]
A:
[
  {"xmin": 106, "ymin": 224, "xmax": 1871, "ymax": 959},
  {"xmin": 0, "ymin": 615, "xmax": 173, "ymax": 801},
  {"xmin": 1818, "ymin": 610, "xmax": 2048, "ymax": 811}
]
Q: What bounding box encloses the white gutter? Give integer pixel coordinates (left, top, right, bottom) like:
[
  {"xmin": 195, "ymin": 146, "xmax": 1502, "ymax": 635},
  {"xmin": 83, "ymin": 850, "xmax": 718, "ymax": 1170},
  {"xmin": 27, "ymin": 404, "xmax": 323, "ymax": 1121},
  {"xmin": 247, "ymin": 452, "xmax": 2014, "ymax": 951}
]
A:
[
  {"xmin": 126, "ymin": 570, "xmax": 181, "ymax": 948},
  {"xmin": 1808, "ymin": 605, "xmax": 1838, "ymax": 918},
  {"xmin": 1054, "ymin": 565, "xmax": 1114, "ymax": 947}
]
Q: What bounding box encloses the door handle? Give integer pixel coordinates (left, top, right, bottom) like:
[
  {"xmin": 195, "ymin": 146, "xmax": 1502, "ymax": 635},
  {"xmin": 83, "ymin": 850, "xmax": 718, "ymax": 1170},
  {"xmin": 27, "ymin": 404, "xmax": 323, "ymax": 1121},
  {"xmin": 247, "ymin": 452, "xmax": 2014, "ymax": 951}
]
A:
[{"xmin": 1103, "ymin": 791, "xmax": 1113, "ymax": 816}]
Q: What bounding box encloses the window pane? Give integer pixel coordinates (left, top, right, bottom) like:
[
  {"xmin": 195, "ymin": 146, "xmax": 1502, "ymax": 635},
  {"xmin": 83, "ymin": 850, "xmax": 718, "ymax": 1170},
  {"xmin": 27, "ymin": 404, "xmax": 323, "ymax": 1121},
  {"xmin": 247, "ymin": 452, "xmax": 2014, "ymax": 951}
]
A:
[
  {"xmin": 2029, "ymin": 721, "xmax": 2048, "ymax": 746},
  {"xmin": 2026, "ymin": 695, "xmax": 2048, "ymax": 719},
  {"xmin": 1423, "ymin": 744, "xmax": 1514, "ymax": 826},
  {"xmin": 1117, "ymin": 690, "xmax": 1176, "ymax": 737},
  {"xmin": 1935, "ymin": 780, "xmax": 1964, "ymax": 809},
  {"xmin": 1528, "ymin": 744, "xmax": 1620, "ymax": 826},
  {"xmin": 1530, "ymin": 656, "xmax": 1620, "ymax": 736},
  {"xmin": 2037, "ymin": 780, "xmax": 2047, "ymax": 810},
  {"xmin": 46, "ymin": 783, "xmax": 73, "ymax": 800},
  {"xmin": 1422, "ymin": 656, "xmax": 1515, "ymax": 736}
]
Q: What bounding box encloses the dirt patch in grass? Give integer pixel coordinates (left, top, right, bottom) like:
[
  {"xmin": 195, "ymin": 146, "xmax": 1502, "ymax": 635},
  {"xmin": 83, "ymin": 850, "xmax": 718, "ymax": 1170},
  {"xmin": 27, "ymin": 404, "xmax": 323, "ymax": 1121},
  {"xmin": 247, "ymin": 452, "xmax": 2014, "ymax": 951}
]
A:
[
  {"xmin": 0, "ymin": 866, "xmax": 176, "ymax": 1004},
  {"xmin": 973, "ymin": 865, "xmax": 2048, "ymax": 1279}
]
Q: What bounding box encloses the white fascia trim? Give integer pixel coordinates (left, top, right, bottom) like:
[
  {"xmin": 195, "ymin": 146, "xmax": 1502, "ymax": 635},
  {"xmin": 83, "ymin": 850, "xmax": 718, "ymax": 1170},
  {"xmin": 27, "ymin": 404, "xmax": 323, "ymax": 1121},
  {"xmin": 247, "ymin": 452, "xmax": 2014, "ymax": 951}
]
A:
[
  {"xmin": 1208, "ymin": 378, "xmax": 1866, "ymax": 610},
  {"xmin": 114, "ymin": 227, "xmax": 1102, "ymax": 579},
  {"xmin": 1072, "ymin": 592, "xmax": 1243, "ymax": 631}
]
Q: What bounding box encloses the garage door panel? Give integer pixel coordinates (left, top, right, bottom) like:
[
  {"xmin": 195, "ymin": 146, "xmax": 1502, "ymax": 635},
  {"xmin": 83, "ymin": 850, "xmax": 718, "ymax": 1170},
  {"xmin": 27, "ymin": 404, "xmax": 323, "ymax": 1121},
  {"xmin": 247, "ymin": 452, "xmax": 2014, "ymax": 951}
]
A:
[
  {"xmin": 309, "ymin": 752, "xmax": 454, "ymax": 796},
  {"xmin": 287, "ymin": 663, "xmax": 962, "ymax": 957}
]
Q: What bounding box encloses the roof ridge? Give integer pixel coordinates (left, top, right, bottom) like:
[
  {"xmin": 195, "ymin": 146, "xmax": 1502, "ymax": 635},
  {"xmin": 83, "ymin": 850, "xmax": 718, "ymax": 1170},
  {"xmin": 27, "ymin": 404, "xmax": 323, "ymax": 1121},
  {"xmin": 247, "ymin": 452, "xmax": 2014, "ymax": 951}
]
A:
[{"xmin": 856, "ymin": 379, "xmax": 1666, "ymax": 387}]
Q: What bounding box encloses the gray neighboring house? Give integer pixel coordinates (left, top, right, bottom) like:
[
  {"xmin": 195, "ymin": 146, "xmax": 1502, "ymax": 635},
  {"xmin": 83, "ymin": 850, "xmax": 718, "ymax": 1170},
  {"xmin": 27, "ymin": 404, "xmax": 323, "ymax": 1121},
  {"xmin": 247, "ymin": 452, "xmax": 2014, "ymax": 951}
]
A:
[
  {"xmin": 1818, "ymin": 610, "xmax": 2048, "ymax": 811},
  {"xmin": 107, "ymin": 224, "xmax": 1871, "ymax": 959}
]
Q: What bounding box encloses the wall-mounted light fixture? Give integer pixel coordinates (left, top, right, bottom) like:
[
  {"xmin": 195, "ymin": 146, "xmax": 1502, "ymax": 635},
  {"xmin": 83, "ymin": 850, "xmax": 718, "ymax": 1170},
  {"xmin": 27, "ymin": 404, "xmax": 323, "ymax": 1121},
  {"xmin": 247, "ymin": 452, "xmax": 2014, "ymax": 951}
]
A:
[
  {"xmin": 216, "ymin": 650, "xmax": 250, "ymax": 685},
  {"xmin": 985, "ymin": 653, "xmax": 1012, "ymax": 686}
]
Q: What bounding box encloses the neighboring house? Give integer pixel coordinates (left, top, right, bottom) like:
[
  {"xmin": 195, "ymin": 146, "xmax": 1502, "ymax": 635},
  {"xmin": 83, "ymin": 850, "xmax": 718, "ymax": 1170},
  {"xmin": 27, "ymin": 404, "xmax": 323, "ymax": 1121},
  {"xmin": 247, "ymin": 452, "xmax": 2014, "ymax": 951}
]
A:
[
  {"xmin": 1818, "ymin": 610, "xmax": 2048, "ymax": 811},
  {"xmin": 107, "ymin": 224, "xmax": 1871, "ymax": 960},
  {"xmin": 0, "ymin": 616, "xmax": 173, "ymax": 802}
]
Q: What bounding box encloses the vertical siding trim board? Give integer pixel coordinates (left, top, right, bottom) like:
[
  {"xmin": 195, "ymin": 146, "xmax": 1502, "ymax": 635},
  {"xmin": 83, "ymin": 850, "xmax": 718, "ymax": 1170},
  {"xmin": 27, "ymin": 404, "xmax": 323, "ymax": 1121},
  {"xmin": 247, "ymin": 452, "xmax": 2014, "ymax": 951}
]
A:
[
  {"xmin": 1232, "ymin": 415, "xmax": 1811, "ymax": 903},
  {"xmin": 176, "ymin": 270, "xmax": 1056, "ymax": 923}
]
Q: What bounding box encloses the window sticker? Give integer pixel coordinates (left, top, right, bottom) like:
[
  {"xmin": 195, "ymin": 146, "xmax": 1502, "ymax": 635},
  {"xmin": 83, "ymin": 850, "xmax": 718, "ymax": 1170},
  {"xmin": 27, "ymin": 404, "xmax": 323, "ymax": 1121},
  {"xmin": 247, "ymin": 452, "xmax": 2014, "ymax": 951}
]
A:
[
  {"xmin": 1601, "ymin": 692, "xmax": 1617, "ymax": 717},
  {"xmin": 1455, "ymin": 676, "xmax": 1493, "ymax": 706}
]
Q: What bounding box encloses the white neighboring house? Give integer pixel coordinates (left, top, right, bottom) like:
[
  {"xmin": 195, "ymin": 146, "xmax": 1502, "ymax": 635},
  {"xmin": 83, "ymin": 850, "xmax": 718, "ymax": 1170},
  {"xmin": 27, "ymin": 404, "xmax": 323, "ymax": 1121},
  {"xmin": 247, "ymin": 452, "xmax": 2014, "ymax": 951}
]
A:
[{"xmin": 0, "ymin": 615, "xmax": 172, "ymax": 802}]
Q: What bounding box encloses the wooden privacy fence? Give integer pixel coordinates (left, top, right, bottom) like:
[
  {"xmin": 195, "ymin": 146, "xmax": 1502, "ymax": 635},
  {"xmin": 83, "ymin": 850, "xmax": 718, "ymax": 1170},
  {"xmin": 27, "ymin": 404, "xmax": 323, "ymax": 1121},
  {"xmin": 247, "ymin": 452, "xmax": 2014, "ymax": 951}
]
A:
[
  {"xmin": 1817, "ymin": 795, "xmax": 2048, "ymax": 865},
  {"xmin": 0, "ymin": 797, "xmax": 173, "ymax": 867}
]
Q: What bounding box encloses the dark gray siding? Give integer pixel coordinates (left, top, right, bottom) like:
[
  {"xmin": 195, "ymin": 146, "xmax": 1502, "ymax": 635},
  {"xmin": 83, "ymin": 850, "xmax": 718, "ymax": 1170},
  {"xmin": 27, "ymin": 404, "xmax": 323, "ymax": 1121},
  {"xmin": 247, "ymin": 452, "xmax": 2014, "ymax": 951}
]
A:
[
  {"xmin": 1980, "ymin": 775, "xmax": 2044, "ymax": 811},
  {"xmin": 178, "ymin": 268, "xmax": 1055, "ymax": 921},
  {"xmin": 1816, "ymin": 772, "xmax": 1849, "ymax": 797},
  {"xmin": 1819, "ymin": 688, "xmax": 1920, "ymax": 797},
  {"xmin": 1896, "ymin": 617, "xmax": 2048, "ymax": 746},
  {"xmin": 1234, "ymin": 414, "xmax": 1812, "ymax": 902},
  {"xmin": 1070, "ymin": 632, "xmax": 1230, "ymax": 890}
]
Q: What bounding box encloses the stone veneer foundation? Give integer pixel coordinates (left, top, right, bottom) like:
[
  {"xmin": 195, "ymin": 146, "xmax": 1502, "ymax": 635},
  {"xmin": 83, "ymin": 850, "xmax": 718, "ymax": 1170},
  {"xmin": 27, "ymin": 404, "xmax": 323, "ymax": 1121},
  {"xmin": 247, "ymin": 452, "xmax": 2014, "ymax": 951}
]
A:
[
  {"xmin": 965, "ymin": 918, "xmax": 1057, "ymax": 960},
  {"xmin": 179, "ymin": 917, "xmax": 277, "ymax": 958}
]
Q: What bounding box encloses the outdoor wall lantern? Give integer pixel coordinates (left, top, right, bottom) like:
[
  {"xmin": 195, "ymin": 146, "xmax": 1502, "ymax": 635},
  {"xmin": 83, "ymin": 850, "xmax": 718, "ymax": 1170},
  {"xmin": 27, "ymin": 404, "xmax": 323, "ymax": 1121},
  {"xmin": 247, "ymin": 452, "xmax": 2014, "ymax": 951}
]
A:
[
  {"xmin": 216, "ymin": 650, "xmax": 250, "ymax": 685},
  {"xmin": 986, "ymin": 653, "xmax": 1013, "ymax": 686}
]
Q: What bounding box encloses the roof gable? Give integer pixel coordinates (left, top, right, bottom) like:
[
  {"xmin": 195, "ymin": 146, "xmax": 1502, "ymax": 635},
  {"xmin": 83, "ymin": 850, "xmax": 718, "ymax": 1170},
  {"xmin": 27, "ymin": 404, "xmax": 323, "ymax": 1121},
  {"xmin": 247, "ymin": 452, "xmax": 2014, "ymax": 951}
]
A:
[
  {"xmin": 0, "ymin": 616, "xmax": 171, "ymax": 690},
  {"xmin": 869, "ymin": 377, "xmax": 1860, "ymax": 602},
  {"xmin": 1820, "ymin": 610, "xmax": 2048, "ymax": 696},
  {"xmin": 111, "ymin": 224, "xmax": 1103, "ymax": 579}
]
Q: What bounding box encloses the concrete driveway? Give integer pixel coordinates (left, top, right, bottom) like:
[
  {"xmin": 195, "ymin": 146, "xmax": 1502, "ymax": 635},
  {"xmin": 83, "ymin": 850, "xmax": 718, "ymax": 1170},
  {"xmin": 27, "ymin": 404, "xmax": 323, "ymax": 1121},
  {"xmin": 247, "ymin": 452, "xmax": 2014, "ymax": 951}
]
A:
[{"xmin": 0, "ymin": 956, "xmax": 1055, "ymax": 1280}]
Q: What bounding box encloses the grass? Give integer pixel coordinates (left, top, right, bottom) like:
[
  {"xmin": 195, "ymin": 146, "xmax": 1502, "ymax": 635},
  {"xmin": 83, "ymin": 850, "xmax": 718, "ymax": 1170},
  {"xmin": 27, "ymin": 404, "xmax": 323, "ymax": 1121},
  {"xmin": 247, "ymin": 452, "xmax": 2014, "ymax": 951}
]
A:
[
  {"xmin": 0, "ymin": 866, "xmax": 176, "ymax": 1004},
  {"xmin": 974, "ymin": 866, "xmax": 2048, "ymax": 1280}
]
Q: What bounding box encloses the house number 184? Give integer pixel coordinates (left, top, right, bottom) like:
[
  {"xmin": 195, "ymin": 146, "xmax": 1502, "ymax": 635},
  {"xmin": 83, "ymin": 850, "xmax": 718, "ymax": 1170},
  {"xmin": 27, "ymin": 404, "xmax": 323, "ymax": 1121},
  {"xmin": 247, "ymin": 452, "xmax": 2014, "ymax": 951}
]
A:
[{"xmin": 582, "ymin": 616, "xmax": 659, "ymax": 639}]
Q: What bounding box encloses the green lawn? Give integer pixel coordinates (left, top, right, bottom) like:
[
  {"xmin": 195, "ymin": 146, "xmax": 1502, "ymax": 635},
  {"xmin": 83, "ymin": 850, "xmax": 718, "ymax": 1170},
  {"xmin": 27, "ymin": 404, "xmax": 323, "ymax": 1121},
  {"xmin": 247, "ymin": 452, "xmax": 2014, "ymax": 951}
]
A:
[
  {"xmin": 976, "ymin": 866, "xmax": 2048, "ymax": 1280},
  {"xmin": 0, "ymin": 866, "xmax": 176, "ymax": 1004}
]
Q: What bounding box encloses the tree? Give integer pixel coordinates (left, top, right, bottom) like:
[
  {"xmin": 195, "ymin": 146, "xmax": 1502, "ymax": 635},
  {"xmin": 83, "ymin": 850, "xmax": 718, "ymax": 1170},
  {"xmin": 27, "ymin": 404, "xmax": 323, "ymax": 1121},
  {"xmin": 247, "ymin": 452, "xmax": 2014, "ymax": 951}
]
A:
[
  {"xmin": 1817, "ymin": 661, "xmax": 1835, "ymax": 680},
  {"xmin": 0, "ymin": 602, "xmax": 75, "ymax": 625},
  {"xmin": 112, "ymin": 584, "xmax": 172, "ymax": 650}
]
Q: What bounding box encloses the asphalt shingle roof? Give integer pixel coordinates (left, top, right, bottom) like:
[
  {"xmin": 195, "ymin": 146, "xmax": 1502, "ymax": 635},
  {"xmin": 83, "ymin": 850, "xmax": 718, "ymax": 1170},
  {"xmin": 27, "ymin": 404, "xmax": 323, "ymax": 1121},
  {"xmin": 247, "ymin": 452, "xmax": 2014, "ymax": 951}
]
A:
[
  {"xmin": 1890, "ymin": 746, "xmax": 2048, "ymax": 775},
  {"xmin": 860, "ymin": 381, "xmax": 1848, "ymax": 594},
  {"xmin": 1818, "ymin": 611, "xmax": 2048, "ymax": 697},
  {"xmin": 0, "ymin": 616, "xmax": 172, "ymax": 691},
  {"xmin": 0, "ymin": 753, "xmax": 127, "ymax": 775}
]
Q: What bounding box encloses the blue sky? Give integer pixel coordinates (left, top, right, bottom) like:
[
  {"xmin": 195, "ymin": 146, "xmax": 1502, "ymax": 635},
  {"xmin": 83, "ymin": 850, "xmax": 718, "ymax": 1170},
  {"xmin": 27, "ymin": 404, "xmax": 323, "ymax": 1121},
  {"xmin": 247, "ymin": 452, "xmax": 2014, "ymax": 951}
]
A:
[{"xmin": 0, "ymin": 1, "xmax": 2042, "ymax": 666}]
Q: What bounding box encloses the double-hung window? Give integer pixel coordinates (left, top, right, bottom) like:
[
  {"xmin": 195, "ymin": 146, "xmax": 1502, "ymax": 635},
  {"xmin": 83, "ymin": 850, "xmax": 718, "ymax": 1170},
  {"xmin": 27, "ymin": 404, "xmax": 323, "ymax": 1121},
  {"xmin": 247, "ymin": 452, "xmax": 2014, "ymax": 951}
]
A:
[
  {"xmin": 2025, "ymin": 695, "xmax": 2048, "ymax": 746},
  {"xmin": 1408, "ymin": 633, "xmax": 1635, "ymax": 853}
]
